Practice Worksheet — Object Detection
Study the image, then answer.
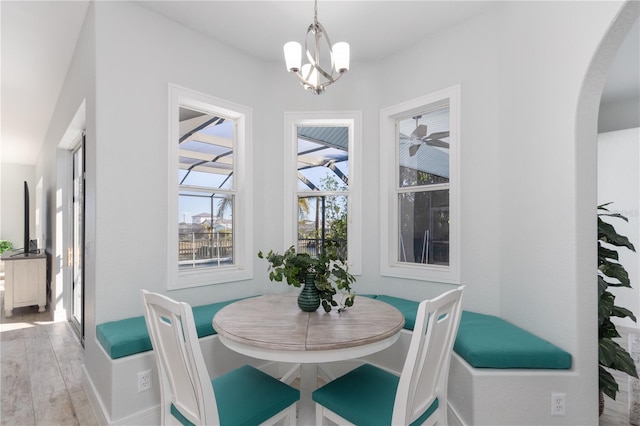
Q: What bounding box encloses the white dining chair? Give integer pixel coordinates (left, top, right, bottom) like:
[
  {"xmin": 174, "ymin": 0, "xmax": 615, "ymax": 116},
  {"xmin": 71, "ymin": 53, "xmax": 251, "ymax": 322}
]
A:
[
  {"xmin": 312, "ymin": 286, "xmax": 464, "ymax": 425},
  {"xmin": 141, "ymin": 290, "xmax": 299, "ymax": 426}
]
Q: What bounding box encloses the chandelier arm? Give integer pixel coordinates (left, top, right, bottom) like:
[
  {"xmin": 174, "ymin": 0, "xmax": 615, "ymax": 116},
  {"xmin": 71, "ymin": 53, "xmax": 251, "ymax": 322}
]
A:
[{"xmin": 304, "ymin": 22, "xmax": 336, "ymax": 83}]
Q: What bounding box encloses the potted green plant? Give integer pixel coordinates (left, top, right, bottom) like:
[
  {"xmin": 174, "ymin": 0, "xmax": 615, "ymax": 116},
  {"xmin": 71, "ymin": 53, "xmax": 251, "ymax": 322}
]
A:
[
  {"xmin": 258, "ymin": 240, "xmax": 355, "ymax": 313},
  {"xmin": 598, "ymin": 203, "xmax": 638, "ymax": 413},
  {"xmin": 0, "ymin": 240, "xmax": 14, "ymax": 255},
  {"xmin": 0, "ymin": 240, "xmax": 14, "ymax": 274}
]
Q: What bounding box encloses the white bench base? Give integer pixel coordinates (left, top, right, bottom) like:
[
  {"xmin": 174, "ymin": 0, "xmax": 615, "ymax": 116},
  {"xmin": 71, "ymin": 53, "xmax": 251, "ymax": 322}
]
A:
[
  {"xmin": 83, "ymin": 335, "xmax": 268, "ymax": 425},
  {"xmin": 84, "ymin": 328, "xmax": 576, "ymax": 425},
  {"xmin": 448, "ymin": 352, "xmax": 577, "ymax": 425}
]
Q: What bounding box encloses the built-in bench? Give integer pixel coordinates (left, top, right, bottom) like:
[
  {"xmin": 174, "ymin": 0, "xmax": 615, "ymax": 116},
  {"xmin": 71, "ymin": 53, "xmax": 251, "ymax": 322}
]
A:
[
  {"xmin": 96, "ymin": 298, "xmax": 247, "ymax": 359},
  {"xmin": 363, "ymin": 294, "xmax": 572, "ymax": 370},
  {"xmin": 362, "ymin": 295, "xmax": 573, "ymax": 425},
  {"xmin": 98, "ymin": 294, "xmax": 571, "ymax": 369},
  {"xmin": 93, "ymin": 294, "xmax": 573, "ymax": 425}
]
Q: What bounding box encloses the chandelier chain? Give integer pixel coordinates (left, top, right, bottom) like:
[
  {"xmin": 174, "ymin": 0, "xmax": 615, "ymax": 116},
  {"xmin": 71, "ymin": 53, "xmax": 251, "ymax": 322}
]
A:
[{"xmin": 314, "ymin": 0, "xmax": 318, "ymax": 25}]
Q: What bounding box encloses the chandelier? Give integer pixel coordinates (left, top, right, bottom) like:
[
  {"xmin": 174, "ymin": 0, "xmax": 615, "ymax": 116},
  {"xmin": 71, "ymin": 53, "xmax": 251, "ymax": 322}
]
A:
[{"xmin": 283, "ymin": 0, "xmax": 350, "ymax": 94}]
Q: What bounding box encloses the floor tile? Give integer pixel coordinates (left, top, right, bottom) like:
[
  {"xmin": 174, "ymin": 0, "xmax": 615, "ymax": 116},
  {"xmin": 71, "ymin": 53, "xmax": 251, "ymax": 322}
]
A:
[
  {"xmin": 1, "ymin": 281, "xmax": 98, "ymax": 426},
  {"xmin": 33, "ymin": 390, "xmax": 78, "ymax": 426}
]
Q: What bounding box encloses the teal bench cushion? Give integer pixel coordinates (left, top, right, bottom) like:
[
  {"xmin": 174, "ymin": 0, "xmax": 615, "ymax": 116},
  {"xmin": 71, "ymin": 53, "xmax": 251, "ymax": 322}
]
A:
[
  {"xmin": 97, "ymin": 316, "xmax": 151, "ymax": 360},
  {"xmin": 454, "ymin": 311, "xmax": 572, "ymax": 369},
  {"xmin": 96, "ymin": 298, "xmax": 245, "ymax": 360},
  {"xmin": 369, "ymin": 295, "xmax": 571, "ymax": 369},
  {"xmin": 374, "ymin": 295, "xmax": 419, "ymax": 331}
]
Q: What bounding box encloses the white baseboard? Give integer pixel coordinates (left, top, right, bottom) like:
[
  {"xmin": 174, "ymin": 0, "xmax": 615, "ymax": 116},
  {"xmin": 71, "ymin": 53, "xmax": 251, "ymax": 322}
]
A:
[{"xmin": 82, "ymin": 365, "xmax": 161, "ymax": 425}]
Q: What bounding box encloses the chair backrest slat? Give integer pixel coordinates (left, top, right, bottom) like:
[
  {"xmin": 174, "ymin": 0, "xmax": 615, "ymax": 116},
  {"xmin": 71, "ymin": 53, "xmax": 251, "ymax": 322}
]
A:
[
  {"xmin": 142, "ymin": 290, "xmax": 219, "ymax": 425},
  {"xmin": 392, "ymin": 286, "xmax": 464, "ymax": 425}
]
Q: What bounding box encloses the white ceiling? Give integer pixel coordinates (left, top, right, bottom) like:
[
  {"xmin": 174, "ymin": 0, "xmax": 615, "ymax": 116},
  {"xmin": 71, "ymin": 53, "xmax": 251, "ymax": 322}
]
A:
[{"xmin": 1, "ymin": 1, "xmax": 638, "ymax": 165}]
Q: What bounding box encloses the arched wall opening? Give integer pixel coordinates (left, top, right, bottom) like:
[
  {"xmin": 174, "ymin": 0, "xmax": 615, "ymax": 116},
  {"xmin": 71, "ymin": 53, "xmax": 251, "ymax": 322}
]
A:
[{"xmin": 576, "ymin": 0, "xmax": 639, "ymax": 414}]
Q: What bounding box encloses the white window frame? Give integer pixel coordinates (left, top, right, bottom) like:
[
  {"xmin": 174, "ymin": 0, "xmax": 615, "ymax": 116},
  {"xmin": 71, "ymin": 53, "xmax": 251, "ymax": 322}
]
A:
[
  {"xmin": 168, "ymin": 84, "xmax": 253, "ymax": 289},
  {"xmin": 380, "ymin": 85, "xmax": 460, "ymax": 283},
  {"xmin": 283, "ymin": 111, "xmax": 362, "ymax": 276}
]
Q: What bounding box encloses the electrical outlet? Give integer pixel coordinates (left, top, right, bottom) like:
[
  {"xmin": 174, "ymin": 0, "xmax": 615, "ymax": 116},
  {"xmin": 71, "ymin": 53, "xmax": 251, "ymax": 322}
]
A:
[
  {"xmin": 551, "ymin": 392, "xmax": 566, "ymax": 416},
  {"xmin": 138, "ymin": 370, "xmax": 152, "ymax": 393}
]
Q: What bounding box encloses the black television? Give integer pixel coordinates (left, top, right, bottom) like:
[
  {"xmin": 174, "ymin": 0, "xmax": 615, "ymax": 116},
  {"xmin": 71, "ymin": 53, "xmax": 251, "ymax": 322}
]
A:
[{"xmin": 23, "ymin": 180, "xmax": 31, "ymax": 256}]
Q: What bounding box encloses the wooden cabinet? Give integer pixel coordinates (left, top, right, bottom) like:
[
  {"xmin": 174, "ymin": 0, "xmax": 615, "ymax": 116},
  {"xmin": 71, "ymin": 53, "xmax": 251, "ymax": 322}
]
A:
[{"xmin": 2, "ymin": 251, "xmax": 46, "ymax": 317}]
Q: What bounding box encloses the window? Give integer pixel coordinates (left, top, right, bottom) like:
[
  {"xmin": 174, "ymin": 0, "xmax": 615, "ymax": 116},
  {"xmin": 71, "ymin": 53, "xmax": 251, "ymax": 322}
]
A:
[
  {"xmin": 168, "ymin": 85, "xmax": 252, "ymax": 288},
  {"xmin": 380, "ymin": 86, "xmax": 460, "ymax": 283},
  {"xmin": 284, "ymin": 112, "xmax": 362, "ymax": 275}
]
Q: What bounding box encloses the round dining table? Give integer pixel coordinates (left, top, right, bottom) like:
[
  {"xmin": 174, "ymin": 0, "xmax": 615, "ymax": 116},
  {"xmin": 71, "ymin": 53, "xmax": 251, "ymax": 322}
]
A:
[{"xmin": 213, "ymin": 293, "xmax": 405, "ymax": 424}]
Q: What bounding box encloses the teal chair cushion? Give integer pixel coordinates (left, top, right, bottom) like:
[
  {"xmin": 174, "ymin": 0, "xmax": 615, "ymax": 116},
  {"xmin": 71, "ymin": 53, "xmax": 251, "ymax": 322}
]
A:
[
  {"xmin": 312, "ymin": 364, "xmax": 438, "ymax": 426},
  {"xmin": 171, "ymin": 365, "xmax": 300, "ymax": 426},
  {"xmin": 454, "ymin": 311, "xmax": 572, "ymax": 369},
  {"xmin": 97, "ymin": 298, "xmax": 246, "ymax": 359}
]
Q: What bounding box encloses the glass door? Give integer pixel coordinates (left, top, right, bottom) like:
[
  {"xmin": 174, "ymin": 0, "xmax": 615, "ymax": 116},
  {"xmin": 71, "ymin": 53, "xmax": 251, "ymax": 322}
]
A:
[{"xmin": 71, "ymin": 137, "xmax": 85, "ymax": 344}]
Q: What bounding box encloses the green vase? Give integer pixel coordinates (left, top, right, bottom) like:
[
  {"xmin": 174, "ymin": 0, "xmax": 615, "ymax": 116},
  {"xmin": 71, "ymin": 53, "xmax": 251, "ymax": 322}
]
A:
[{"xmin": 298, "ymin": 273, "xmax": 320, "ymax": 312}]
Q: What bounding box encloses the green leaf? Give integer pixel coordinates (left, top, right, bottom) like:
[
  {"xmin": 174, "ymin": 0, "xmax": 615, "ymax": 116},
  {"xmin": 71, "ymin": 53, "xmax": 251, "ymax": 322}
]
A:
[
  {"xmin": 599, "ymin": 262, "xmax": 631, "ymax": 286},
  {"xmin": 598, "ymin": 244, "xmax": 619, "ymax": 262},
  {"xmin": 610, "ymin": 305, "xmax": 637, "ymax": 322},
  {"xmin": 599, "ymin": 366, "xmax": 619, "ymax": 400},
  {"xmin": 598, "ymin": 276, "xmax": 608, "ymax": 298},
  {"xmin": 599, "ymin": 319, "xmax": 620, "ymax": 339},
  {"xmin": 598, "ymin": 217, "xmax": 636, "ymax": 252},
  {"xmin": 599, "ymin": 291, "xmax": 614, "ymax": 324},
  {"xmin": 599, "ymin": 338, "xmax": 639, "ymax": 379},
  {"xmin": 599, "ymin": 337, "xmax": 618, "ymax": 366}
]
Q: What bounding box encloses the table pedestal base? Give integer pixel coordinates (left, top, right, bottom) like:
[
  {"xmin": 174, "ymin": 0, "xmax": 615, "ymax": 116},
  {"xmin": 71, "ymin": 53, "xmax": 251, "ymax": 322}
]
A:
[{"xmin": 298, "ymin": 364, "xmax": 318, "ymax": 425}]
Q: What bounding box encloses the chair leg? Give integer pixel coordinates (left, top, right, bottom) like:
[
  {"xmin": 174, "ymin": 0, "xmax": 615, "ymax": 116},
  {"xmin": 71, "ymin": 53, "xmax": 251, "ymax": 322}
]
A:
[
  {"xmin": 288, "ymin": 404, "xmax": 297, "ymax": 426},
  {"xmin": 280, "ymin": 364, "xmax": 301, "ymax": 385},
  {"xmin": 315, "ymin": 403, "xmax": 328, "ymax": 426}
]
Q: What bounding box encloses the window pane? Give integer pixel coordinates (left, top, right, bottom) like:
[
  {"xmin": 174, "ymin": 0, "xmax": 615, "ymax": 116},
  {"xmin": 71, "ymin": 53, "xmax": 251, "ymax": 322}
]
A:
[
  {"xmin": 398, "ymin": 190, "xmax": 449, "ymax": 265},
  {"xmin": 178, "ymin": 192, "xmax": 233, "ymax": 269},
  {"xmin": 179, "ymin": 107, "xmax": 234, "ymax": 189},
  {"xmin": 178, "ymin": 105, "xmax": 235, "ymax": 271},
  {"xmin": 297, "ymin": 127, "xmax": 349, "ymax": 192},
  {"xmin": 297, "ymin": 195, "xmax": 348, "ymax": 259},
  {"xmin": 398, "ymin": 106, "xmax": 449, "ymax": 188}
]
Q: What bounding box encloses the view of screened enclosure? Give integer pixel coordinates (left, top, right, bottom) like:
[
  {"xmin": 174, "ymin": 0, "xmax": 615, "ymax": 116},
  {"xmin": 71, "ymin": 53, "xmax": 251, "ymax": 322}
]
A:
[
  {"xmin": 297, "ymin": 126, "xmax": 349, "ymax": 259},
  {"xmin": 178, "ymin": 106, "xmax": 235, "ymax": 269},
  {"xmin": 397, "ymin": 104, "xmax": 450, "ymax": 265}
]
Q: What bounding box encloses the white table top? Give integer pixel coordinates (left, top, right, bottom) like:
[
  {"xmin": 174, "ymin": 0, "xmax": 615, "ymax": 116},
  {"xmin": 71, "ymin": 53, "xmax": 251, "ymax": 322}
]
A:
[{"xmin": 212, "ymin": 294, "xmax": 405, "ymax": 363}]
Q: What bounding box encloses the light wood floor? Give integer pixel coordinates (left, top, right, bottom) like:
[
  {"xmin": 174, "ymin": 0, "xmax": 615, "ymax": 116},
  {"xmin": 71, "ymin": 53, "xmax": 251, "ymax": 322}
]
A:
[
  {"xmin": 600, "ymin": 325, "xmax": 640, "ymax": 426},
  {"xmin": 0, "ymin": 280, "xmax": 97, "ymax": 426}
]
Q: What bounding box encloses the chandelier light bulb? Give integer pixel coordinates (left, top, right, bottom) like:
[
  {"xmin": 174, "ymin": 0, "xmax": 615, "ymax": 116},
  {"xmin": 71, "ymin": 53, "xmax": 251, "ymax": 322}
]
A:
[
  {"xmin": 332, "ymin": 42, "xmax": 350, "ymax": 72},
  {"xmin": 284, "ymin": 41, "xmax": 302, "ymax": 72}
]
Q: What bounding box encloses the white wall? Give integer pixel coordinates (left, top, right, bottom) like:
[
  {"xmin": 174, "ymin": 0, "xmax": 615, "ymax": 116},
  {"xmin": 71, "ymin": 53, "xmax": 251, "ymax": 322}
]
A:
[
  {"xmin": 598, "ymin": 127, "xmax": 640, "ymax": 329},
  {"xmin": 497, "ymin": 2, "xmax": 632, "ymax": 423},
  {"xmin": 0, "ymin": 163, "xmax": 35, "ymax": 249},
  {"xmin": 377, "ymin": 6, "xmax": 502, "ymax": 314},
  {"xmin": 90, "ymin": 1, "xmax": 270, "ymax": 323},
  {"xmin": 599, "ymin": 97, "xmax": 640, "ymax": 132},
  {"xmin": 33, "ymin": 0, "xmax": 95, "ymax": 331}
]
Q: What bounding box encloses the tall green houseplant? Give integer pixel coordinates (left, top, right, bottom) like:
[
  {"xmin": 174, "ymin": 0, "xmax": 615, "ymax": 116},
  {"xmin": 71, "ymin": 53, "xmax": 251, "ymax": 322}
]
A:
[{"xmin": 598, "ymin": 203, "xmax": 638, "ymax": 401}]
